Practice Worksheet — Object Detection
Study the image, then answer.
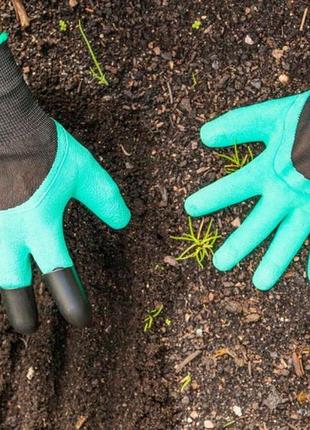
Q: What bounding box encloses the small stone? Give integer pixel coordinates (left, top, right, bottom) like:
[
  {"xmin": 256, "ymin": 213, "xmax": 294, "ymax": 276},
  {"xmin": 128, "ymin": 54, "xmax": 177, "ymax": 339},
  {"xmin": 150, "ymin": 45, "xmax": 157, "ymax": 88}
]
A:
[
  {"xmin": 263, "ymin": 386, "xmax": 284, "ymax": 411},
  {"xmin": 26, "ymin": 366, "xmax": 34, "ymax": 381},
  {"xmin": 204, "ymin": 420, "xmax": 215, "ymax": 429},
  {"xmin": 182, "ymin": 396, "xmax": 190, "ymax": 405},
  {"xmin": 278, "ymin": 74, "xmax": 289, "ymax": 85},
  {"xmin": 233, "ymin": 405, "xmax": 242, "ymax": 417},
  {"xmin": 245, "ymin": 35, "xmax": 254, "ymax": 45},
  {"xmin": 251, "ymin": 79, "xmax": 261, "ymax": 90},
  {"xmin": 231, "ymin": 217, "xmax": 241, "ymax": 227},
  {"xmin": 196, "ymin": 328, "xmax": 203, "ymax": 337},
  {"xmin": 272, "ymin": 48, "xmax": 284, "ymax": 60},
  {"xmin": 153, "ymin": 46, "xmax": 161, "ymax": 55},
  {"xmin": 190, "ymin": 411, "xmax": 199, "ymax": 419},
  {"xmin": 212, "ymin": 60, "xmax": 219, "ymax": 70}
]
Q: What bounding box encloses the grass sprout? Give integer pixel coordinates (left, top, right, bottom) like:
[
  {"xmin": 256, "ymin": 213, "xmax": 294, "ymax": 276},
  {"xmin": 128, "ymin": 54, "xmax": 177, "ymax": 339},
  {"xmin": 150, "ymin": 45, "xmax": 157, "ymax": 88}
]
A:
[
  {"xmin": 144, "ymin": 305, "xmax": 163, "ymax": 332},
  {"xmin": 192, "ymin": 72, "xmax": 198, "ymax": 88},
  {"xmin": 216, "ymin": 144, "xmax": 253, "ymax": 173},
  {"xmin": 180, "ymin": 373, "xmax": 192, "ymax": 391},
  {"xmin": 171, "ymin": 217, "xmax": 220, "ymax": 268},
  {"xmin": 78, "ymin": 20, "xmax": 109, "ymax": 86}
]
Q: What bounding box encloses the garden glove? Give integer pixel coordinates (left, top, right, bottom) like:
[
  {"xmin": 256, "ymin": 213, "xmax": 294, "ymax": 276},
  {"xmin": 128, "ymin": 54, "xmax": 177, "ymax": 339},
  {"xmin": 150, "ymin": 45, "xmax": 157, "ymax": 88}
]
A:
[
  {"xmin": 0, "ymin": 32, "xmax": 131, "ymax": 334},
  {"xmin": 185, "ymin": 89, "xmax": 310, "ymax": 291}
]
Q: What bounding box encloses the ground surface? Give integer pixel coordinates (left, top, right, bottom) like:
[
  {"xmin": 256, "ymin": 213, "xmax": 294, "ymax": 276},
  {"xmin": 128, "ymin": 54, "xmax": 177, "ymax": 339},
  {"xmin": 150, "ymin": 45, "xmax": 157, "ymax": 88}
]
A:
[{"xmin": 0, "ymin": 1, "xmax": 309, "ymax": 429}]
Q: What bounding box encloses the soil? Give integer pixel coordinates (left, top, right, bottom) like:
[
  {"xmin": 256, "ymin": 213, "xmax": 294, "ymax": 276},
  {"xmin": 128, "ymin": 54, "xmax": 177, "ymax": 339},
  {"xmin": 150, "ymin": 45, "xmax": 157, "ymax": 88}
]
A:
[{"xmin": 0, "ymin": 1, "xmax": 309, "ymax": 429}]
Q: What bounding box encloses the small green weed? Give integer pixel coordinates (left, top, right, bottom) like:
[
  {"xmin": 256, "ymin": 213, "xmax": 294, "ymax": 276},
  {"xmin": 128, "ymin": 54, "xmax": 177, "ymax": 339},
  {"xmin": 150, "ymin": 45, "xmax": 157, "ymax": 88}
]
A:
[
  {"xmin": 192, "ymin": 20, "xmax": 202, "ymax": 30},
  {"xmin": 165, "ymin": 318, "xmax": 172, "ymax": 326},
  {"xmin": 216, "ymin": 144, "xmax": 253, "ymax": 174},
  {"xmin": 192, "ymin": 72, "xmax": 198, "ymax": 88},
  {"xmin": 144, "ymin": 305, "xmax": 164, "ymax": 332},
  {"xmin": 180, "ymin": 373, "xmax": 192, "ymax": 391},
  {"xmin": 78, "ymin": 20, "xmax": 109, "ymax": 86},
  {"xmin": 59, "ymin": 19, "xmax": 68, "ymax": 32},
  {"xmin": 171, "ymin": 217, "xmax": 220, "ymax": 268}
]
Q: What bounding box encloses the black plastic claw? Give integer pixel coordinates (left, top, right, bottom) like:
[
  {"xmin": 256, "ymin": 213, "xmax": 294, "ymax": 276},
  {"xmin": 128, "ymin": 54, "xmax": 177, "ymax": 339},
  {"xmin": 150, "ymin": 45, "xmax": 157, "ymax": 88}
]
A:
[
  {"xmin": 44, "ymin": 267, "xmax": 92, "ymax": 327},
  {"xmin": 1, "ymin": 286, "xmax": 38, "ymax": 334}
]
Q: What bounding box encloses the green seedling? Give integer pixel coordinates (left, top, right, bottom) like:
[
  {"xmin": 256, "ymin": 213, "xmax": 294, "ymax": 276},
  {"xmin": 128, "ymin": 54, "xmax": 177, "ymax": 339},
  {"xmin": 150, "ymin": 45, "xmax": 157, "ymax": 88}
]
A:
[
  {"xmin": 59, "ymin": 20, "xmax": 68, "ymax": 32},
  {"xmin": 216, "ymin": 144, "xmax": 253, "ymax": 174},
  {"xmin": 192, "ymin": 72, "xmax": 198, "ymax": 88},
  {"xmin": 78, "ymin": 20, "xmax": 109, "ymax": 86},
  {"xmin": 165, "ymin": 318, "xmax": 172, "ymax": 326},
  {"xmin": 171, "ymin": 217, "xmax": 220, "ymax": 268},
  {"xmin": 144, "ymin": 304, "xmax": 164, "ymax": 332},
  {"xmin": 192, "ymin": 20, "xmax": 202, "ymax": 30},
  {"xmin": 180, "ymin": 373, "xmax": 192, "ymax": 391}
]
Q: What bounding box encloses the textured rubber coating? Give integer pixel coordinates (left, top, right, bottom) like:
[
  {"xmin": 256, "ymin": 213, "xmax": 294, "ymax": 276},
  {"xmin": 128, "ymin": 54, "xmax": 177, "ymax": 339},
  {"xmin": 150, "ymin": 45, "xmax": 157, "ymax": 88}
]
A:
[
  {"xmin": 44, "ymin": 267, "xmax": 92, "ymax": 327},
  {"xmin": 1, "ymin": 286, "xmax": 38, "ymax": 334},
  {"xmin": 185, "ymin": 90, "xmax": 310, "ymax": 291}
]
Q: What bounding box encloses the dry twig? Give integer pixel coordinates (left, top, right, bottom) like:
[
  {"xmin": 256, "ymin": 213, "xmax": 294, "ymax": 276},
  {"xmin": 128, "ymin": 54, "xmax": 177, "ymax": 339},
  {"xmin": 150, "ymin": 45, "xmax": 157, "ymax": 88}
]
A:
[
  {"xmin": 11, "ymin": 0, "xmax": 30, "ymax": 28},
  {"xmin": 175, "ymin": 350, "xmax": 202, "ymax": 373},
  {"xmin": 300, "ymin": 7, "xmax": 308, "ymax": 31}
]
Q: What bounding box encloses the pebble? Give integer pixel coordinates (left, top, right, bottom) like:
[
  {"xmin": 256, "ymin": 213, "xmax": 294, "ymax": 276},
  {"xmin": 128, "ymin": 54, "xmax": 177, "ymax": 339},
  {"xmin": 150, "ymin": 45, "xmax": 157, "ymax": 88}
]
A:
[
  {"xmin": 204, "ymin": 420, "xmax": 215, "ymax": 429},
  {"xmin": 26, "ymin": 366, "xmax": 35, "ymax": 381},
  {"xmin": 190, "ymin": 411, "xmax": 199, "ymax": 419},
  {"xmin": 245, "ymin": 35, "xmax": 254, "ymax": 45},
  {"xmin": 278, "ymin": 74, "xmax": 289, "ymax": 85},
  {"xmin": 182, "ymin": 396, "xmax": 190, "ymax": 405},
  {"xmin": 251, "ymin": 79, "xmax": 261, "ymax": 90},
  {"xmin": 196, "ymin": 328, "xmax": 203, "ymax": 337},
  {"xmin": 233, "ymin": 405, "xmax": 242, "ymax": 417}
]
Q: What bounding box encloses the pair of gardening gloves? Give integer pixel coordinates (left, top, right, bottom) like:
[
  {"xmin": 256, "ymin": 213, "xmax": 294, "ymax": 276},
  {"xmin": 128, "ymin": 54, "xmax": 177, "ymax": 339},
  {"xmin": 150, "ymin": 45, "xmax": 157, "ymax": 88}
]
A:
[{"xmin": 1, "ymin": 33, "xmax": 310, "ymax": 334}]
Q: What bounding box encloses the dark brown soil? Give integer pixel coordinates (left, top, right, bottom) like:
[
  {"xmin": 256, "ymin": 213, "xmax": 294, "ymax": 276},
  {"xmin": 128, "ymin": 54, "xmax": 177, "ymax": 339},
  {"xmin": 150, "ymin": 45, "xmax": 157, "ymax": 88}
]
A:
[{"xmin": 0, "ymin": 1, "xmax": 309, "ymax": 429}]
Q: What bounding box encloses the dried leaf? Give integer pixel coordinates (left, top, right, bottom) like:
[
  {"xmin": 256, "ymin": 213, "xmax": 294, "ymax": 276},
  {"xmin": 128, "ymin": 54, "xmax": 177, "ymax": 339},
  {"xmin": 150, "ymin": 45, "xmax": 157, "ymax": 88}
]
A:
[
  {"xmin": 296, "ymin": 391, "xmax": 310, "ymax": 404},
  {"xmin": 75, "ymin": 415, "xmax": 87, "ymax": 430},
  {"xmin": 244, "ymin": 313, "xmax": 261, "ymax": 323},
  {"xmin": 292, "ymin": 351, "xmax": 304, "ymax": 377},
  {"xmin": 11, "ymin": 0, "xmax": 30, "ymax": 28},
  {"xmin": 164, "ymin": 255, "xmax": 178, "ymax": 267},
  {"xmin": 212, "ymin": 347, "xmax": 244, "ymax": 367}
]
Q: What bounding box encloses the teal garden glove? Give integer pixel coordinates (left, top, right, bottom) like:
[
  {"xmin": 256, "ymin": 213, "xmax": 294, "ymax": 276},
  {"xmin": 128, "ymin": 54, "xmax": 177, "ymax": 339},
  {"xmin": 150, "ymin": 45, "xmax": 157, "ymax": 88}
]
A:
[
  {"xmin": 0, "ymin": 33, "xmax": 131, "ymax": 333},
  {"xmin": 185, "ymin": 89, "xmax": 310, "ymax": 291}
]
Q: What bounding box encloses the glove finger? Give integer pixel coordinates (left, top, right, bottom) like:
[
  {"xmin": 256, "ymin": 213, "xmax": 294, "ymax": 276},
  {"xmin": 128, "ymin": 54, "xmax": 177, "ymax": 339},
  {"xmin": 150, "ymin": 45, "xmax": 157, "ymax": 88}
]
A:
[
  {"xmin": 201, "ymin": 95, "xmax": 295, "ymax": 148},
  {"xmin": 213, "ymin": 195, "xmax": 287, "ymax": 271},
  {"xmin": 44, "ymin": 267, "xmax": 92, "ymax": 328},
  {"xmin": 1, "ymin": 286, "xmax": 38, "ymax": 335},
  {"xmin": 253, "ymin": 210, "xmax": 309, "ymax": 291},
  {"xmin": 0, "ymin": 244, "xmax": 37, "ymax": 334},
  {"xmin": 29, "ymin": 226, "xmax": 91, "ymax": 327},
  {"xmin": 185, "ymin": 155, "xmax": 263, "ymax": 218},
  {"xmin": 74, "ymin": 149, "xmax": 131, "ymax": 230}
]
